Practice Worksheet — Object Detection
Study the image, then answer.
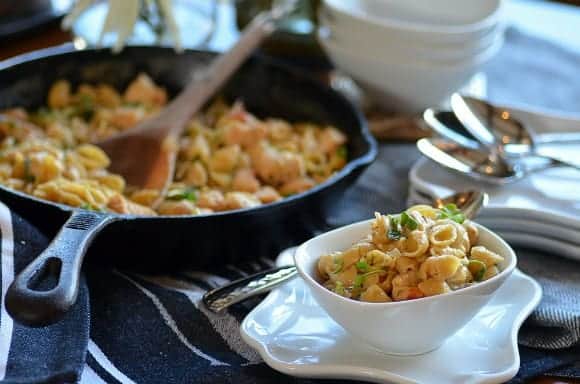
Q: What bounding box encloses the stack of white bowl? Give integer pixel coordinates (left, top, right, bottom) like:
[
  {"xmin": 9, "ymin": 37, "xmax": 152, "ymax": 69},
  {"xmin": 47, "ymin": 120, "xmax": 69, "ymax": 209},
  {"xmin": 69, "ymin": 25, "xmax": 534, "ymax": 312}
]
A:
[{"xmin": 318, "ymin": 0, "xmax": 505, "ymax": 113}]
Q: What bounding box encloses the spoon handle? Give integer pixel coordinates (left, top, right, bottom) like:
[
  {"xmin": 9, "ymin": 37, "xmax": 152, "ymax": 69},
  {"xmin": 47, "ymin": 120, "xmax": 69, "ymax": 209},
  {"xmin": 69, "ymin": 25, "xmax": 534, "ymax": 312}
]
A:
[
  {"xmin": 535, "ymin": 132, "xmax": 580, "ymax": 146},
  {"xmin": 542, "ymin": 155, "xmax": 580, "ymax": 172},
  {"xmin": 517, "ymin": 154, "xmax": 580, "ymax": 174},
  {"xmin": 202, "ymin": 265, "xmax": 298, "ymax": 313}
]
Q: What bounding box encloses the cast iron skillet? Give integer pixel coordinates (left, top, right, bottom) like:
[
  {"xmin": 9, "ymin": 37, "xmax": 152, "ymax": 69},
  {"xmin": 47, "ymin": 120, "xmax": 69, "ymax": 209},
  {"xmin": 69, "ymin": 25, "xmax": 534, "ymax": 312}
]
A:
[{"xmin": 0, "ymin": 45, "xmax": 377, "ymax": 327}]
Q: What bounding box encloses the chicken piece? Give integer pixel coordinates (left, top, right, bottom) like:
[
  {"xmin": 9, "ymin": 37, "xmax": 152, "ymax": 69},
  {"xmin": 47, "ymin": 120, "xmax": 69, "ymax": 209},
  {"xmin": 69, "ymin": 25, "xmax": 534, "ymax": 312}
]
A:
[
  {"xmin": 180, "ymin": 134, "xmax": 211, "ymax": 163},
  {"xmin": 223, "ymin": 192, "xmax": 261, "ymax": 210},
  {"xmin": 157, "ymin": 200, "xmax": 198, "ymax": 215},
  {"xmin": 319, "ymin": 126, "xmax": 347, "ymax": 154},
  {"xmin": 209, "ymin": 145, "xmax": 240, "ymax": 173},
  {"xmin": 109, "ymin": 107, "xmax": 143, "ymax": 130},
  {"xmin": 107, "ymin": 194, "xmax": 156, "ymax": 215},
  {"xmin": 232, "ymin": 168, "xmax": 260, "ymax": 193},
  {"xmin": 278, "ymin": 177, "xmax": 315, "ymax": 196},
  {"xmin": 48, "ymin": 80, "xmax": 71, "ymax": 108},
  {"xmin": 219, "ymin": 103, "xmax": 267, "ymax": 148},
  {"xmin": 197, "ymin": 190, "xmax": 226, "ymax": 211},
  {"xmin": 250, "ymin": 142, "xmax": 305, "ymax": 186},
  {"xmin": 183, "ymin": 161, "xmax": 208, "ymax": 187},
  {"xmin": 123, "ymin": 73, "xmax": 167, "ymax": 107},
  {"xmin": 96, "ymin": 84, "xmax": 122, "ymax": 108},
  {"xmin": 254, "ymin": 186, "xmax": 281, "ymax": 204},
  {"xmin": 266, "ymin": 119, "xmax": 293, "ymax": 142},
  {"xmin": 222, "ymin": 120, "xmax": 267, "ymax": 148}
]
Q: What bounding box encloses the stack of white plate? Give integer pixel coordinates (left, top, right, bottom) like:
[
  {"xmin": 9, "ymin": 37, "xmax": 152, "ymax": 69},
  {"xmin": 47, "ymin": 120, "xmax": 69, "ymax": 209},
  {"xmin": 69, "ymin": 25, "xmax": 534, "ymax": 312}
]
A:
[
  {"xmin": 318, "ymin": 0, "xmax": 505, "ymax": 112},
  {"xmin": 409, "ymin": 104, "xmax": 580, "ymax": 260}
]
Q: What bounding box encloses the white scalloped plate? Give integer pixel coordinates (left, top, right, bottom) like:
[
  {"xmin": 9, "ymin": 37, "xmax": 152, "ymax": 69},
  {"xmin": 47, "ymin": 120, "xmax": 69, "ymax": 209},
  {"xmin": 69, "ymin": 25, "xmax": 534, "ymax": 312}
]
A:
[{"xmin": 240, "ymin": 249, "xmax": 542, "ymax": 384}]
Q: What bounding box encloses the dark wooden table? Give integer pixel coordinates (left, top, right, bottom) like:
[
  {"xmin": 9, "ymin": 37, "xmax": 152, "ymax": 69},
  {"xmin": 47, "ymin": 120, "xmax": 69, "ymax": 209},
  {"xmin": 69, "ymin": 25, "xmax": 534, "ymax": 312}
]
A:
[{"xmin": 0, "ymin": 12, "xmax": 578, "ymax": 384}]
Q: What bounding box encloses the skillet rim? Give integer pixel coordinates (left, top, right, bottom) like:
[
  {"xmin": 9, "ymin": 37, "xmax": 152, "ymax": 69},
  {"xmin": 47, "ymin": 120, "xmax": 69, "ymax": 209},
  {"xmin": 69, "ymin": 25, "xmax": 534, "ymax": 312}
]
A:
[{"xmin": 0, "ymin": 44, "xmax": 378, "ymax": 221}]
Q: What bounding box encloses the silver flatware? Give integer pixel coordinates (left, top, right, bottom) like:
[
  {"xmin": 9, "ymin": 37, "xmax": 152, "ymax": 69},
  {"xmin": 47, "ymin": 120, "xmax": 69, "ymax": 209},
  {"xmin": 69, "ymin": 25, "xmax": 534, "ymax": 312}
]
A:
[
  {"xmin": 416, "ymin": 137, "xmax": 566, "ymax": 183},
  {"xmin": 450, "ymin": 94, "xmax": 580, "ymax": 172},
  {"xmin": 202, "ymin": 189, "xmax": 487, "ymax": 313}
]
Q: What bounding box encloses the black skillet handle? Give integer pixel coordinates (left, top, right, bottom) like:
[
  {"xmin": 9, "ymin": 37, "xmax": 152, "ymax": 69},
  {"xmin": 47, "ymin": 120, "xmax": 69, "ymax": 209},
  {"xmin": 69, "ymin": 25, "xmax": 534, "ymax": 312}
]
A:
[{"xmin": 6, "ymin": 210, "xmax": 115, "ymax": 327}]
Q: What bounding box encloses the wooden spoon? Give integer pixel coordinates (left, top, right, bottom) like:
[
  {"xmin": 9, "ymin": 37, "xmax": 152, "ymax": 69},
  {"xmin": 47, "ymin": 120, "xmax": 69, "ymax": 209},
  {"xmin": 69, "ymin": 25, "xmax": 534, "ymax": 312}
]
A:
[{"xmin": 95, "ymin": 2, "xmax": 296, "ymax": 206}]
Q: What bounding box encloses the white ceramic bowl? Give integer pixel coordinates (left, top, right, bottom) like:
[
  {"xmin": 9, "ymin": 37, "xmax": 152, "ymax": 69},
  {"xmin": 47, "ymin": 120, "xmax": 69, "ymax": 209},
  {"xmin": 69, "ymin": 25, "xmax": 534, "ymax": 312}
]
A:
[
  {"xmin": 322, "ymin": 0, "xmax": 503, "ymax": 44},
  {"xmin": 318, "ymin": 15, "xmax": 505, "ymax": 64},
  {"xmin": 319, "ymin": 34, "xmax": 502, "ymax": 112},
  {"xmin": 294, "ymin": 220, "xmax": 517, "ymax": 355}
]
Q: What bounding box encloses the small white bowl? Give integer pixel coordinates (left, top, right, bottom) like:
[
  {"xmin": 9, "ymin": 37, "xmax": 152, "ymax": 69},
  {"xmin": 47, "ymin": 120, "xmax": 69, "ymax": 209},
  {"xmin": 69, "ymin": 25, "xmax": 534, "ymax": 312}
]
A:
[
  {"xmin": 293, "ymin": 219, "xmax": 517, "ymax": 355},
  {"xmin": 318, "ymin": 15, "xmax": 505, "ymax": 64},
  {"xmin": 323, "ymin": 0, "xmax": 503, "ymax": 44},
  {"xmin": 319, "ymin": 34, "xmax": 502, "ymax": 112}
]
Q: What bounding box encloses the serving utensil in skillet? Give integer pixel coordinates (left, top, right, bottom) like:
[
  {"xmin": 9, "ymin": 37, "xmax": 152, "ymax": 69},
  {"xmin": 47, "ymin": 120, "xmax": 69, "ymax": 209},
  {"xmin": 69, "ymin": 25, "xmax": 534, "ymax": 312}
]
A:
[
  {"xmin": 0, "ymin": 46, "xmax": 376, "ymax": 327},
  {"xmin": 202, "ymin": 190, "xmax": 488, "ymax": 313},
  {"xmin": 95, "ymin": 1, "xmax": 297, "ymax": 206}
]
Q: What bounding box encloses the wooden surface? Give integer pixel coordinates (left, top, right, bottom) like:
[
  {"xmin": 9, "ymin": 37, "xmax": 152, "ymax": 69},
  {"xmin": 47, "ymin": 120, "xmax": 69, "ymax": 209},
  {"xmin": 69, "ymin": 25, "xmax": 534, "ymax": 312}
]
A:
[{"xmin": 0, "ymin": 13, "xmax": 578, "ymax": 384}]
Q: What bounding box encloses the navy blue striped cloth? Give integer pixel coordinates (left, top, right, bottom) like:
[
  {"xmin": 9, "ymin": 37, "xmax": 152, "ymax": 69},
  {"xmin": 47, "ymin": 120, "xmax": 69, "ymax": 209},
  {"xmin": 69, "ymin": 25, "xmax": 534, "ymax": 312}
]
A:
[{"xmin": 0, "ymin": 201, "xmax": 579, "ymax": 384}]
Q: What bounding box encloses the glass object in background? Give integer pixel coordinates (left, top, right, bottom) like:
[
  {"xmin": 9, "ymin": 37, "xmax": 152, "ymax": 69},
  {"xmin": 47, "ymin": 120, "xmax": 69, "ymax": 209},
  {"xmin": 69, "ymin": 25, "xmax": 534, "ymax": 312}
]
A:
[
  {"xmin": 68, "ymin": 0, "xmax": 217, "ymax": 51},
  {"xmin": 0, "ymin": 0, "xmax": 73, "ymax": 39},
  {"xmin": 235, "ymin": 0, "xmax": 330, "ymax": 69}
]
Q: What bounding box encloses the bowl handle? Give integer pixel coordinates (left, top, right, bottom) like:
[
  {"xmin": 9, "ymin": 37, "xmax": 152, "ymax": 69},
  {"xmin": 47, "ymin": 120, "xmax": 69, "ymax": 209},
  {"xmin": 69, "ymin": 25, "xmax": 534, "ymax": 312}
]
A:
[{"xmin": 5, "ymin": 210, "xmax": 116, "ymax": 327}]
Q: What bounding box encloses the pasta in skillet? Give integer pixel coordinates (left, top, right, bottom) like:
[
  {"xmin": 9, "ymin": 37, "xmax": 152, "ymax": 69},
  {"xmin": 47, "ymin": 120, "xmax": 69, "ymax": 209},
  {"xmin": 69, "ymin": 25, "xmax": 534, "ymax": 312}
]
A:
[
  {"xmin": 0, "ymin": 74, "xmax": 348, "ymax": 215},
  {"xmin": 317, "ymin": 204, "xmax": 504, "ymax": 302}
]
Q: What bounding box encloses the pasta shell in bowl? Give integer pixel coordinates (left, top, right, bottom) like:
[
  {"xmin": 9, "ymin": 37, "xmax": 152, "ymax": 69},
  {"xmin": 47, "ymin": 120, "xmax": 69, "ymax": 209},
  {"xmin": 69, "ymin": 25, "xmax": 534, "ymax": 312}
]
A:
[{"xmin": 293, "ymin": 209, "xmax": 517, "ymax": 355}]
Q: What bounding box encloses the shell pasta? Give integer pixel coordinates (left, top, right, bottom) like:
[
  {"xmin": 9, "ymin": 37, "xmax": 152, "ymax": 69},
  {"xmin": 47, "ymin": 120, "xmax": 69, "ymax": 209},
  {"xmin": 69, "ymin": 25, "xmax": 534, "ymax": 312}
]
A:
[
  {"xmin": 317, "ymin": 205, "xmax": 504, "ymax": 302},
  {"xmin": 0, "ymin": 74, "xmax": 348, "ymax": 215}
]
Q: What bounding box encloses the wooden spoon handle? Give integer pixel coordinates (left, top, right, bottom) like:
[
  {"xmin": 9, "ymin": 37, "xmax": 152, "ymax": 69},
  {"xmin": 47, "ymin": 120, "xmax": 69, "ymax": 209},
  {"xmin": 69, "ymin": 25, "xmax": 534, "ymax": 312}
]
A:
[{"xmin": 165, "ymin": 5, "xmax": 295, "ymax": 133}]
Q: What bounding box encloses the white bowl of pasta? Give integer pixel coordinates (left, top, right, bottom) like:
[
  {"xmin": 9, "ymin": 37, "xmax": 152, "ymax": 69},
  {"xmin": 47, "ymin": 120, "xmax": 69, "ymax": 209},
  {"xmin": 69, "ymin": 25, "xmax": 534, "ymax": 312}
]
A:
[{"xmin": 293, "ymin": 206, "xmax": 517, "ymax": 355}]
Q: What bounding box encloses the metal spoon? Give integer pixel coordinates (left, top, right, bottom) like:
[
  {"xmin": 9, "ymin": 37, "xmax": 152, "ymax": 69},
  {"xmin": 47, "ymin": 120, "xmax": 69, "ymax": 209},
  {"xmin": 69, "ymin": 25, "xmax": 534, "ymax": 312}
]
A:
[
  {"xmin": 450, "ymin": 94, "xmax": 580, "ymax": 171},
  {"xmin": 202, "ymin": 190, "xmax": 488, "ymax": 313},
  {"xmin": 415, "ymin": 137, "xmax": 566, "ymax": 184}
]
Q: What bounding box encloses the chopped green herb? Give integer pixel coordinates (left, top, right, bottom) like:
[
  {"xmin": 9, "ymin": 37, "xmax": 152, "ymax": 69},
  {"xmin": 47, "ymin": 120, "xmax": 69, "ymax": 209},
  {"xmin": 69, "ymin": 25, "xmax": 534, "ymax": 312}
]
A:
[
  {"xmin": 331, "ymin": 259, "xmax": 344, "ymax": 274},
  {"xmin": 74, "ymin": 94, "xmax": 95, "ymax": 120},
  {"xmin": 23, "ymin": 157, "xmax": 35, "ymax": 183},
  {"xmin": 468, "ymin": 260, "xmax": 487, "ymax": 281},
  {"xmin": 80, "ymin": 203, "xmax": 94, "ymax": 211},
  {"xmin": 336, "ymin": 145, "xmax": 348, "ymax": 159},
  {"xmin": 387, "ymin": 215, "xmax": 401, "ymax": 240},
  {"xmin": 437, "ymin": 203, "xmax": 466, "ymax": 224},
  {"xmin": 354, "ymin": 274, "xmax": 365, "ymax": 289},
  {"xmin": 355, "ymin": 260, "xmax": 369, "ymax": 272},
  {"xmin": 334, "ymin": 281, "xmax": 345, "ymax": 296},
  {"xmin": 400, "ymin": 211, "xmax": 418, "ymax": 230},
  {"xmin": 79, "ymin": 203, "xmax": 103, "ymax": 212},
  {"xmin": 167, "ymin": 187, "xmax": 198, "ymax": 202}
]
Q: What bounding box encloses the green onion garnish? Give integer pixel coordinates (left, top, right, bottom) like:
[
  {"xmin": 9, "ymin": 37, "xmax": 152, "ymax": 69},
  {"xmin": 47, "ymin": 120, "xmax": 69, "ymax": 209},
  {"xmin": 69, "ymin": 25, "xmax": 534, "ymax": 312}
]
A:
[
  {"xmin": 400, "ymin": 211, "xmax": 418, "ymax": 230},
  {"xmin": 332, "ymin": 259, "xmax": 344, "ymax": 274},
  {"xmin": 387, "ymin": 215, "xmax": 401, "ymax": 240},
  {"xmin": 354, "ymin": 274, "xmax": 365, "ymax": 289},
  {"xmin": 167, "ymin": 187, "xmax": 198, "ymax": 202},
  {"xmin": 437, "ymin": 203, "xmax": 465, "ymax": 224},
  {"xmin": 355, "ymin": 260, "xmax": 369, "ymax": 272},
  {"xmin": 23, "ymin": 157, "xmax": 35, "ymax": 183},
  {"xmin": 336, "ymin": 145, "xmax": 348, "ymax": 159},
  {"xmin": 468, "ymin": 260, "xmax": 487, "ymax": 281},
  {"xmin": 334, "ymin": 281, "xmax": 345, "ymax": 296}
]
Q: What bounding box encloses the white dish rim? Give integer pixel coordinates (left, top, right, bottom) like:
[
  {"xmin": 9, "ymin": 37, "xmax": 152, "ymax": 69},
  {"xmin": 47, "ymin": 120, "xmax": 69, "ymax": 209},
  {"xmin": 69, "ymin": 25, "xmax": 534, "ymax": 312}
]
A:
[
  {"xmin": 240, "ymin": 268, "xmax": 542, "ymax": 384},
  {"xmin": 409, "ymin": 157, "xmax": 580, "ymax": 229},
  {"xmin": 323, "ymin": 0, "xmax": 503, "ymax": 36}
]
